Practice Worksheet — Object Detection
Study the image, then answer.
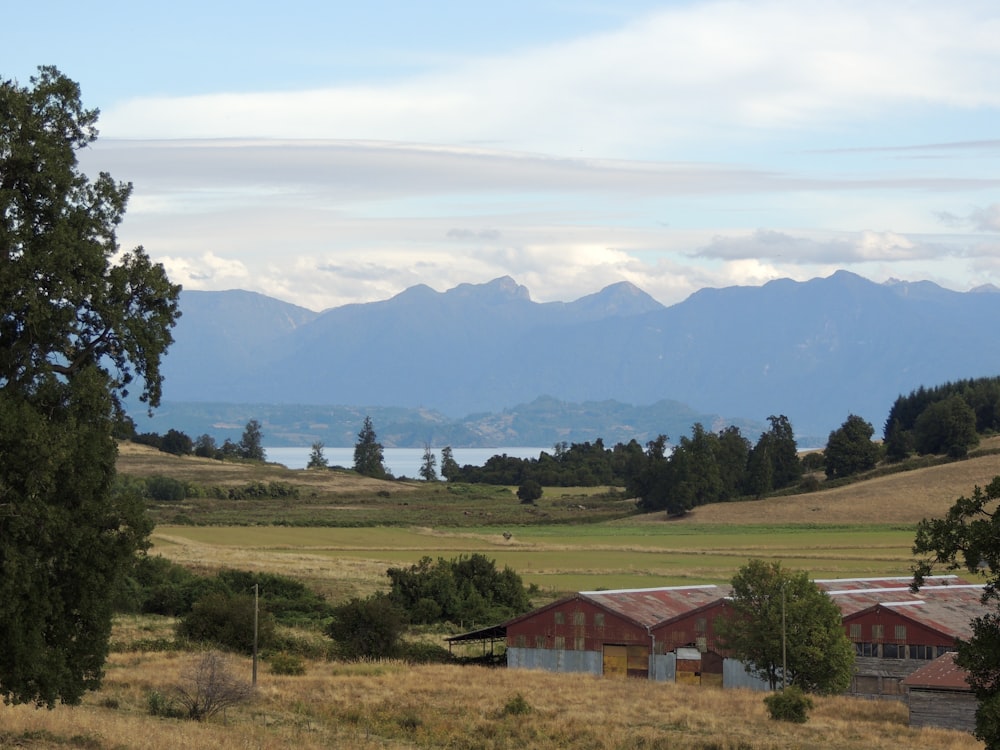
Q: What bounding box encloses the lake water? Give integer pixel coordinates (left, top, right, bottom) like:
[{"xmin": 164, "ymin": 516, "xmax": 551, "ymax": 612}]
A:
[{"xmin": 264, "ymin": 446, "xmax": 548, "ymax": 478}]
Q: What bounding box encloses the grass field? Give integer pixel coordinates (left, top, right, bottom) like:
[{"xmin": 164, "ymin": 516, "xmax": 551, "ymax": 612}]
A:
[{"xmin": 1, "ymin": 440, "xmax": 992, "ymax": 749}]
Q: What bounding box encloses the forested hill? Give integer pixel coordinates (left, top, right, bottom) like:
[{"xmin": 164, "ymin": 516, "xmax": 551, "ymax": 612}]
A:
[{"xmin": 133, "ymin": 271, "xmax": 1000, "ymax": 446}]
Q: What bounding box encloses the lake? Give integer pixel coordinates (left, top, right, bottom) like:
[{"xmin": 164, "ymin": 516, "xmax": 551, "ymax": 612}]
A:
[{"xmin": 264, "ymin": 446, "xmax": 548, "ymax": 478}]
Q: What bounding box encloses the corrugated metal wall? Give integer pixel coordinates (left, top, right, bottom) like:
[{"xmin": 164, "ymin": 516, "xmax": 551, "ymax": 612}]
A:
[{"xmin": 507, "ymin": 647, "xmax": 602, "ymax": 675}]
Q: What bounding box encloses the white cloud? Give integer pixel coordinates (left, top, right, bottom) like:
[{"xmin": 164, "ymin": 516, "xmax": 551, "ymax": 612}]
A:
[{"xmin": 99, "ymin": 2, "xmax": 1000, "ymax": 156}]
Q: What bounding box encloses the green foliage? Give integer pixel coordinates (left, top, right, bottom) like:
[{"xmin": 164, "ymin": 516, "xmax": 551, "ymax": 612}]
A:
[
  {"xmin": 763, "ymin": 686, "xmax": 813, "ymax": 723},
  {"xmin": 146, "ymin": 475, "xmax": 187, "ymax": 502},
  {"xmin": 914, "ymin": 395, "xmax": 979, "ymax": 458},
  {"xmin": 177, "ymin": 591, "xmax": 277, "ymax": 655},
  {"xmin": 268, "ymin": 652, "xmax": 306, "ymax": 675},
  {"xmin": 353, "ymin": 416, "xmax": 387, "ymax": 478},
  {"xmin": 912, "ymin": 476, "xmax": 1000, "ymax": 746},
  {"xmin": 239, "ymin": 419, "xmax": 266, "ymax": 461},
  {"xmin": 387, "ymin": 553, "xmax": 532, "ymax": 626},
  {"xmin": 161, "ymin": 429, "xmax": 194, "ymax": 456},
  {"xmin": 440, "ymin": 446, "xmax": 461, "ymax": 480},
  {"xmin": 501, "ymin": 693, "xmax": 533, "ymax": 716},
  {"xmin": 517, "ymin": 479, "xmax": 543, "ymax": 504},
  {"xmin": 307, "ymin": 440, "xmax": 328, "ymax": 469},
  {"xmin": 419, "ymin": 444, "xmax": 438, "ymax": 481},
  {"xmin": 824, "ymin": 414, "xmax": 878, "ymax": 479},
  {"xmin": 326, "ymin": 594, "xmax": 405, "ymax": 659},
  {"xmin": 146, "ymin": 689, "xmax": 184, "ymax": 718},
  {"xmin": 0, "ymin": 67, "xmax": 183, "ymax": 707},
  {"xmin": 715, "ymin": 559, "xmax": 854, "ymax": 694}
]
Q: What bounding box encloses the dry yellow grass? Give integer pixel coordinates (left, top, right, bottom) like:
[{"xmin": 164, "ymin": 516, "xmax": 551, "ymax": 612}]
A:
[
  {"xmin": 0, "ymin": 649, "xmax": 981, "ymax": 750},
  {"xmin": 682, "ymin": 442, "xmax": 1000, "ymax": 526}
]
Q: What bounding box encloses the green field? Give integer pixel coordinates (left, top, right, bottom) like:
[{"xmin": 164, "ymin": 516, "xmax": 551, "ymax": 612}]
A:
[{"xmin": 152, "ymin": 522, "xmax": 923, "ymax": 596}]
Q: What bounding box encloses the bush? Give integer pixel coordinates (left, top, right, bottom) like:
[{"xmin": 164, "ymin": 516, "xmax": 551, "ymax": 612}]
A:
[
  {"xmin": 501, "ymin": 693, "xmax": 532, "ymax": 716},
  {"xmin": 268, "ymin": 652, "xmax": 306, "ymax": 675},
  {"xmin": 146, "ymin": 475, "xmax": 187, "ymax": 502},
  {"xmin": 327, "ymin": 594, "xmax": 405, "ymax": 659},
  {"xmin": 763, "ymin": 686, "xmax": 813, "ymax": 723},
  {"xmin": 177, "ymin": 591, "xmax": 276, "ymax": 655},
  {"xmin": 175, "ymin": 651, "xmax": 253, "ymax": 721},
  {"xmin": 517, "ymin": 480, "xmax": 543, "ymax": 504}
]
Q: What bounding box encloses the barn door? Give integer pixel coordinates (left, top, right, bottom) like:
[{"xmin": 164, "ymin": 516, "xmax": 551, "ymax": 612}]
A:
[{"xmin": 603, "ymin": 644, "xmax": 628, "ymax": 678}]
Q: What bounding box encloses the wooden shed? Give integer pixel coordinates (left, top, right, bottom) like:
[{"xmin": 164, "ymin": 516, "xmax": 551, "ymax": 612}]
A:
[{"xmin": 901, "ymin": 652, "xmax": 977, "ymax": 733}]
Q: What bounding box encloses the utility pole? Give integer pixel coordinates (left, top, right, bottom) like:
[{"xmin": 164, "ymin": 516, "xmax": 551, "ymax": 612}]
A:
[{"xmin": 252, "ymin": 583, "xmax": 259, "ymax": 687}]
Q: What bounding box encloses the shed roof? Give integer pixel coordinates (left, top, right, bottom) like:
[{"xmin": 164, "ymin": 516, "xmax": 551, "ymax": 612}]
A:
[
  {"xmin": 834, "ymin": 584, "xmax": 987, "ymax": 640},
  {"xmin": 580, "ymin": 585, "xmax": 731, "ymax": 628},
  {"xmin": 902, "ymin": 652, "xmax": 971, "ymax": 691}
]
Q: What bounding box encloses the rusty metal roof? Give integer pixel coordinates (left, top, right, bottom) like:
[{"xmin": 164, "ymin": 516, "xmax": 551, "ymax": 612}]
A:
[
  {"xmin": 902, "ymin": 652, "xmax": 971, "ymax": 691},
  {"xmin": 814, "ymin": 575, "xmax": 966, "ymax": 594},
  {"xmin": 832, "ymin": 584, "xmax": 988, "ymax": 639},
  {"xmin": 579, "ymin": 585, "xmax": 731, "ymax": 628}
]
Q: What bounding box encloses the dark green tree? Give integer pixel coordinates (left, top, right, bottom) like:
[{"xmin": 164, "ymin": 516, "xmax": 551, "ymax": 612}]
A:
[
  {"xmin": 238, "ymin": 419, "xmax": 265, "ymax": 461},
  {"xmin": 306, "ymin": 440, "xmax": 328, "ymax": 469},
  {"xmin": 419, "ymin": 443, "xmax": 438, "ymax": 481},
  {"xmin": 0, "ymin": 67, "xmax": 180, "ymax": 707},
  {"xmin": 326, "ymin": 594, "xmax": 405, "ymax": 659},
  {"xmin": 764, "ymin": 415, "xmax": 802, "ymax": 489},
  {"xmin": 353, "ymin": 416, "xmax": 386, "ymax": 478},
  {"xmin": 824, "ymin": 414, "xmax": 878, "ymax": 479},
  {"xmin": 716, "ymin": 559, "xmax": 854, "ymax": 694},
  {"xmin": 913, "ymin": 395, "xmax": 979, "ymax": 458},
  {"xmin": 517, "ymin": 479, "xmax": 543, "ymax": 504},
  {"xmin": 161, "ymin": 428, "xmax": 194, "ymax": 456},
  {"xmin": 177, "ymin": 591, "xmax": 276, "ymax": 655},
  {"xmin": 912, "ymin": 476, "xmax": 1000, "ymax": 747},
  {"xmin": 440, "ymin": 446, "xmax": 460, "ymax": 481},
  {"xmin": 194, "ymin": 433, "xmax": 219, "ymax": 459}
]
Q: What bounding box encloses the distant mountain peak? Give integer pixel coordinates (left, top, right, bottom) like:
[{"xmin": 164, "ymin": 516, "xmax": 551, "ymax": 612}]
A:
[{"xmin": 448, "ymin": 276, "xmax": 532, "ymax": 302}]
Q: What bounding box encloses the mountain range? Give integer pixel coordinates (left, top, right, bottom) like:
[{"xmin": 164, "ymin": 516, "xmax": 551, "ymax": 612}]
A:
[{"xmin": 128, "ymin": 271, "xmax": 1000, "ymax": 449}]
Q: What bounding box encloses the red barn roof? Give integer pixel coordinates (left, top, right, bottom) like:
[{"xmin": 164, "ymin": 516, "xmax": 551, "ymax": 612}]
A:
[{"xmin": 902, "ymin": 652, "xmax": 972, "ymax": 691}]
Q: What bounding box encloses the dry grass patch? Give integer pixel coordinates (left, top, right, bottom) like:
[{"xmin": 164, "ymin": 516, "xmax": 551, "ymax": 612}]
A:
[{"xmin": 0, "ymin": 654, "xmax": 976, "ymax": 750}]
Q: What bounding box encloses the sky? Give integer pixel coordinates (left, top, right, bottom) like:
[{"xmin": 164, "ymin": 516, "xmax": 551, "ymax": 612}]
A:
[{"xmin": 5, "ymin": 0, "xmax": 1000, "ymax": 311}]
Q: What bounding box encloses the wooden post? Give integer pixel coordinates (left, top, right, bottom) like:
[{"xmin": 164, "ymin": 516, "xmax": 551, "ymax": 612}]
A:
[{"xmin": 252, "ymin": 583, "xmax": 259, "ymax": 687}]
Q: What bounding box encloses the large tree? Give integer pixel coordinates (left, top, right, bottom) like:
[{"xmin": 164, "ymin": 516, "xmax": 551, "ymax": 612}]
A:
[
  {"xmin": 238, "ymin": 418, "xmax": 265, "ymax": 461},
  {"xmin": 824, "ymin": 414, "xmax": 879, "ymax": 479},
  {"xmin": 0, "ymin": 67, "xmax": 180, "ymax": 706},
  {"xmin": 353, "ymin": 415, "xmax": 386, "ymax": 478},
  {"xmin": 912, "ymin": 476, "xmax": 1000, "ymax": 747},
  {"xmin": 716, "ymin": 559, "xmax": 854, "ymax": 694}
]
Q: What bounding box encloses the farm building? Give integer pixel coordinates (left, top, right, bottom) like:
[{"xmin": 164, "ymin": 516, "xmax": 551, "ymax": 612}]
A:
[
  {"xmin": 498, "ymin": 574, "xmax": 991, "ymax": 697},
  {"xmin": 901, "ymin": 652, "xmax": 977, "ymax": 733},
  {"xmin": 503, "ymin": 584, "xmax": 768, "ymax": 689},
  {"xmin": 817, "ymin": 575, "xmax": 988, "ymax": 699}
]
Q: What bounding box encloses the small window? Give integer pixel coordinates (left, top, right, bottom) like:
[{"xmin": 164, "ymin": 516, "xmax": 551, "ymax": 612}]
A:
[
  {"xmin": 594, "ymin": 613, "xmax": 605, "ymax": 627},
  {"xmin": 883, "ymin": 643, "xmax": 902, "ymax": 659},
  {"xmin": 573, "ymin": 611, "xmax": 585, "ymax": 626},
  {"xmin": 554, "ymin": 611, "xmax": 564, "ymax": 625},
  {"xmin": 575, "ymin": 636, "xmax": 586, "ymax": 651},
  {"xmin": 515, "ymin": 634, "xmax": 527, "ymax": 648},
  {"xmin": 894, "ymin": 625, "xmax": 907, "ymax": 641},
  {"xmin": 535, "ymin": 635, "xmax": 546, "ymax": 649},
  {"xmin": 871, "ymin": 624, "xmax": 884, "ymax": 641},
  {"xmin": 695, "ymin": 617, "xmax": 707, "ymax": 634},
  {"xmin": 554, "ymin": 636, "xmax": 565, "ymax": 650},
  {"xmin": 855, "ymin": 642, "xmax": 877, "ymax": 657},
  {"xmin": 849, "ymin": 624, "xmax": 861, "ymax": 640}
]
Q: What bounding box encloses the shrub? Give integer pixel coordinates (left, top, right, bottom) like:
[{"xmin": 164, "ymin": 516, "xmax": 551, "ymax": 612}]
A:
[
  {"xmin": 177, "ymin": 591, "xmax": 276, "ymax": 655},
  {"xmin": 763, "ymin": 686, "xmax": 813, "ymax": 723},
  {"xmin": 146, "ymin": 475, "xmax": 187, "ymax": 502},
  {"xmin": 517, "ymin": 480, "xmax": 543, "ymax": 504},
  {"xmin": 327, "ymin": 594, "xmax": 405, "ymax": 659},
  {"xmin": 175, "ymin": 651, "xmax": 253, "ymax": 721},
  {"xmin": 268, "ymin": 652, "xmax": 306, "ymax": 675},
  {"xmin": 501, "ymin": 693, "xmax": 532, "ymax": 716}
]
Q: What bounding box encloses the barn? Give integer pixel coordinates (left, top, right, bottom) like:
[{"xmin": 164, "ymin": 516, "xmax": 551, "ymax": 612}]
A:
[
  {"xmin": 901, "ymin": 652, "xmax": 977, "ymax": 733},
  {"xmin": 817, "ymin": 576, "xmax": 988, "ymax": 699},
  {"xmin": 501, "ymin": 574, "xmax": 990, "ymax": 696},
  {"xmin": 504, "ymin": 584, "xmax": 768, "ymax": 688}
]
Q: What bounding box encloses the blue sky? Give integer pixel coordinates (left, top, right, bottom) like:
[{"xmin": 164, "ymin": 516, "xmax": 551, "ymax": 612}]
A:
[{"xmin": 6, "ymin": 0, "xmax": 1000, "ymax": 310}]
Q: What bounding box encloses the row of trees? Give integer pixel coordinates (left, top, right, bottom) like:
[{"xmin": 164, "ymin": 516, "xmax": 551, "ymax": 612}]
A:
[{"xmin": 126, "ymin": 419, "xmax": 267, "ymax": 462}]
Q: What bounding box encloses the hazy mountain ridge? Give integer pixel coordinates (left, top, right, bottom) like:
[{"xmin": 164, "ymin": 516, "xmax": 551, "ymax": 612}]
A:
[{"xmin": 135, "ymin": 271, "xmax": 1000, "ymax": 447}]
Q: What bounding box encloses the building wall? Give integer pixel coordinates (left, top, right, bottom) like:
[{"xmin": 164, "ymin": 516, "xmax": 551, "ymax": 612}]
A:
[
  {"xmin": 506, "ymin": 647, "xmax": 602, "ymax": 675},
  {"xmin": 907, "ymin": 688, "xmax": 977, "ymax": 733},
  {"xmin": 506, "ymin": 598, "xmax": 649, "ymax": 656},
  {"xmin": 844, "ymin": 608, "xmax": 956, "ymax": 699}
]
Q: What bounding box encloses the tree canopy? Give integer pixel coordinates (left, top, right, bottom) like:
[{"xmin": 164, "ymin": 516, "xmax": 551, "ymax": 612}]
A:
[
  {"xmin": 353, "ymin": 416, "xmax": 386, "ymax": 478},
  {"xmin": 0, "ymin": 67, "xmax": 180, "ymax": 706},
  {"xmin": 716, "ymin": 560, "xmax": 854, "ymax": 694},
  {"xmin": 824, "ymin": 414, "xmax": 878, "ymax": 479},
  {"xmin": 912, "ymin": 476, "xmax": 1000, "ymax": 746}
]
